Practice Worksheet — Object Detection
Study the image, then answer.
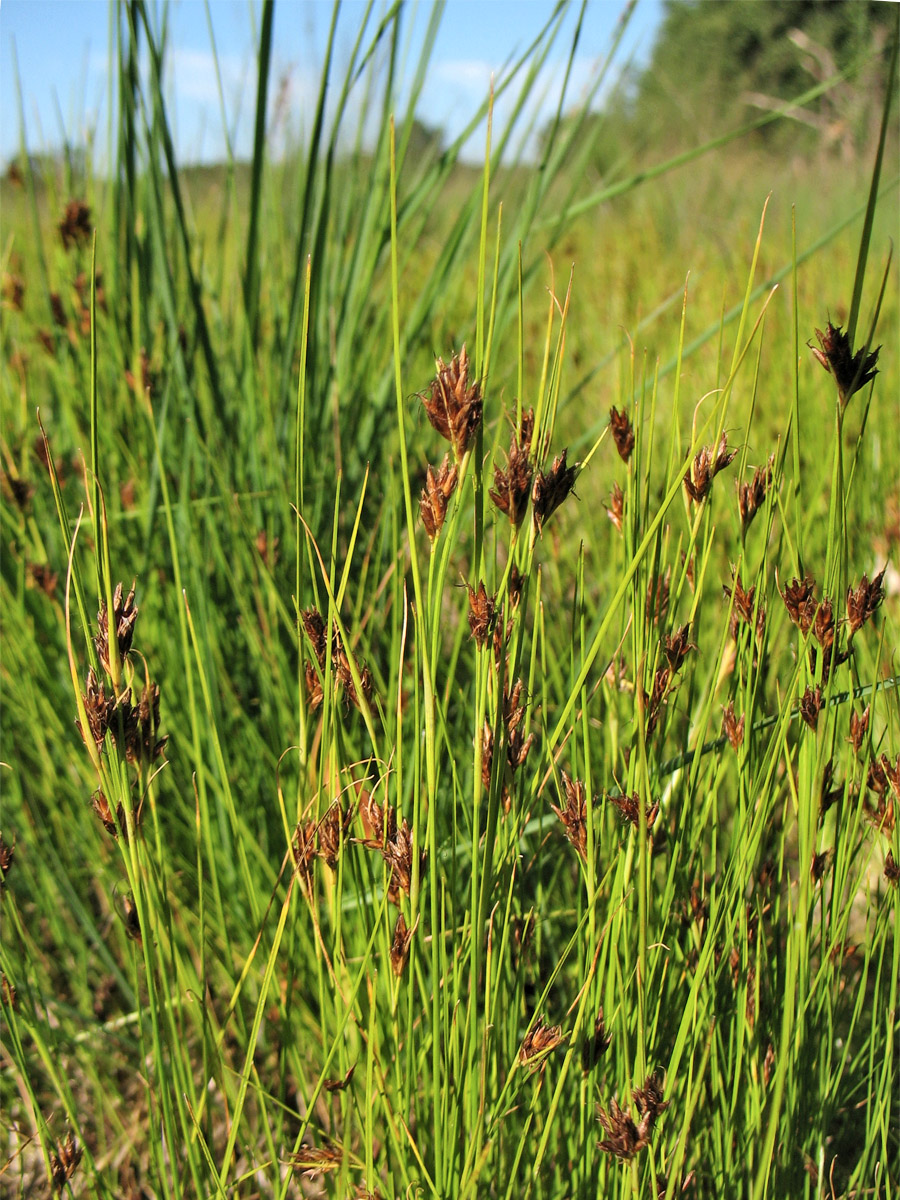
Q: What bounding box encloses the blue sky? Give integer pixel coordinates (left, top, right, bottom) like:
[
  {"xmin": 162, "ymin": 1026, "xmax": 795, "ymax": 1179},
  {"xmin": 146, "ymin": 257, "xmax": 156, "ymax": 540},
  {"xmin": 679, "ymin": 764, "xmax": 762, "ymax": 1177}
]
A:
[{"xmin": 1, "ymin": 1, "xmax": 663, "ymax": 167}]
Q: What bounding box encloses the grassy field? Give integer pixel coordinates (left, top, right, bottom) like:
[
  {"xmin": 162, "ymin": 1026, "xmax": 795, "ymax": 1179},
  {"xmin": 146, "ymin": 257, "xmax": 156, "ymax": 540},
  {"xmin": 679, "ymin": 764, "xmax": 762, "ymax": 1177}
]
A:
[{"xmin": 2, "ymin": 4, "xmax": 899, "ymax": 1198}]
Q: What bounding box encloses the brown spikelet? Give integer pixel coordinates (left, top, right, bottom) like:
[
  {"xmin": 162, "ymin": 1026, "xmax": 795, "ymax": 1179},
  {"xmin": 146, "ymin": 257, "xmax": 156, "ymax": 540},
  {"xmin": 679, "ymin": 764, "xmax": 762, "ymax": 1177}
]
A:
[
  {"xmin": 884, "ymin": 852, "xmax": 899, "ymax": 886},
  {"xmin": 419, "ymin": 454, "xmax": 459, "ymax": 540},
  {"xmin": 781, "ymin": 576, "xmax": 817, "ymax": 634},
  {"xmin": 609, "ymin": 406, "xmax": 635, "ymax": 463},
  {"xmin": 737, "ymin": 455, "xmax": 775, "ymax": 531},
  {"xmin": 51, "ymin": 1132, "xmax": 83, "ymax": 1190},
  {"xmin": 290, "ymin": 1144, "xmax": 343, "ymax": 1180},
  {"xmin": 467, "ymin": 581, "xmax": 497, "ymax": 648},
  {"xmin": 390, "ymin": 912, "xmax": 415, "ymax": 977},
  {"xmin": 520, "ymin": 1015, "xmax": 564, "ymax": 1065},
  {"xmin": 722, "ymin": 701, "xmax": 745, "ymax": 751},
  {"xmin": 421, "ymin": 345, "xmax": 483, "ymax": 460},
  {"xmin": 848, "ymin": 706, "xmax": 870, "ymax": 754},
  {"xmin": 300, "ymin": 607, "xmax": 328, "ymax": 666},
  {"xmin": 317, "ymin": 801, "xmax": 352, "ymax": 869},
  {"xmin": 809, "ymin": 321, "xmax": 879, "ymax": 407},
  {"xmin": 684, "ymin": 433, "xmax": 737, "ymax": 503},
  {"xmin": 532, "ymin": 449, "xmax": 578, "ymax": 534},
  {"xmin": 551, "ymin": 771, "xmax": 591, "ymax": 861},
  {"xmin": 723, "ymin": 571, "xmax": 758, "ymax": 638},
  {"xmin": 490, "ymin": 413, "xmax": 534, "ymax": 527},
  {"xmin": 846, "ymin": 569, "xmax": 885, "ymax": 639},
  {"xmin": 663, "ymin": 624, "xmax": 696, "ymax": 674},
  {"xmin": 59, "ymin": 199, "xmax": 93, "ymax": 250},
  {"xmin": 582, "ymin": 1007, "xmax": 611, "ymax": 1072},
  {"xmin": 323, "ymin": 1064, "xmax": 355, "ymax": 1093},
  {"xmin": 607, "ymin": 790, "xmax": 660, "ymax": 833},
  {"xmin": 800, "ymin": 685, "xmax": 823, "ymax": 731},
  {"xmin": 92, "ymin": 789, "xmax": 127, "ymax": 840}
]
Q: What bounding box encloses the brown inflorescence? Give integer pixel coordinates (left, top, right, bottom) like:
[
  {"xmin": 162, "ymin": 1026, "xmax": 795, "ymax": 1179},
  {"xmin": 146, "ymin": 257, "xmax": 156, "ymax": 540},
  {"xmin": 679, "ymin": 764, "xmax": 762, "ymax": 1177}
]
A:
[
  {"xmin": 519, "ymin": 1015, "xmax": 564, "ymax": 1065},
  {"xmin": 597, "ymin": 1072, "xmax": 668, "ymax": 1161},
  {"xmin": 846, "ymin": 568, "xmax": 885, "ymax": 640},
  {"xmin": 95, "ymin": 581, "xmax": 139, "ymax": 676},
  {"xmin": 848, "ymin": 706, "xmax": 870, "ymax": 755},
  {"xmin": 467, "ymin": 581, "xmax": 497, "ymax": 648},
  {"xmin": 781, "ymin": 575, "xmax": 817, "ymax": 634},
  {"xmin": 582, "ymin": 1007, "xmax": 611, "ymax": 1073},
  {"xmin": 490, "ymin": 408, "xmax": 535, "ymax": 527},
  {"xmin": 663, "ymin": 623, "xmax": 696, "ymax": 674},
  {"xmin": 606, "ymin": 790, "xmax": 660, "ymax": 833},
  {"xmin": 738, "ymin": 454, "xmax": 775, "ymax": 532},
  {"xmin": 609, "ymin": 406, "xmax": 635, "ymax": 463},
  {"xmin": 800, "ymin": 685, "xmax": 823, "ymax": 731},
  {"xmin": 684, "ymin": 433, "xmax": 737, "ymax": 504},
  {"xmin": 390, "ymin": 912, "xmax": 414, "ymax": 977},
  {"xmin": 317, "ymin": 801, "xmax": 353, "ymax": 869},
  {"xmin": 421, "ymin": 345, "xmax": 483, "ymax": 460},
  {"xmin": 59, "ymin": 200, "xmax": 93, "ymax": 250},
  {"xmin": 51, "ymin": 1132, "xmax": 83, "ymax": 1191},
  {"xmin": 722, "ymin": 701, "xmax": 745, "ymax": 751},
  {"xmin": 551, "ymin": 771, "xmax": 592, "ymax": 862},
  {"xmin": 532, "ymin": 449, "xmax": 578, "ymax": 535},
  {"xmin": 809, "ymin": 321, "xmax": 879, "ymax": 408},
  {"xmin": 419, "ymin": 455, "xmax": 459, "ymax": 541}
]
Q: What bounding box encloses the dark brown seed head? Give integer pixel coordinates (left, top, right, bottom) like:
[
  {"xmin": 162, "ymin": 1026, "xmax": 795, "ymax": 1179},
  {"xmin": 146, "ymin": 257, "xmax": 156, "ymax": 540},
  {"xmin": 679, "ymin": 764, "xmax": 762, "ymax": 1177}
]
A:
[
  {"xmin": 379, "ymin": 818, "xmax": 419, "ymax": 903},
  {"xmin": 813, "ymin": 597, "xmax": 835, "ymax": 650},
  {"xmin": 800, "ymin": 685, "xmax": 823, "ymax": 731},
  {"xmin": 597, "ymin": 1097, "xmax": 647, "ymax": 1160},
  {"xmin": 582, "ymin": 1007, "xmax": 611, "ymax": 1073},
  {"xmin": 467, "ymin": 581, "xmax": 497, "ymax": 648},
  {"xmin": 722, "ymin": 701, "xmax": 745, "ymax": 751},
  {"xmin": 92, "ymin": 789, "xmax": 127, "ymax": 840},
  {"xmin": 633, "ymin": 1072, "xmax": 669, "ymax": 1129},
  {"xmin": 304, "ymin": 660, "xmax": 324, "ymax": 710},
  {"xmin": 606, "ymin": 790, "xmax": 660, "ymax": 833},
  {"xmin": 848, "ymin": 706, "xmax": 870, "ymax": 754},
  {"xmin": 421, "ymin": 345, "xmax": 483, "ymax": 460},
  {"xmin": 781, "ymin": 576, "xmax": 817, "ymax": 635},
  {"xmin": 519, "ymin": 1015, "xmax": 564, "ymax": 1065},
  {"xmin": 317, "ymin": 801, "xmax": 352, "ymax": 869},
  {"xmin": 490, "ymin": 417, "xmax": 534, "ymax": 527},
  {"xmin": 641, "ymin": 666, "xmax": 670, "ymax": 737},
  {"xmin": 301, "ymin": 607, "xmax": 328, "ymax": 667},
  {"xmin": 358, "ymin": 790, "xmax": 397, "ymax": 848},
  {"xmin": 51, "ymin": 1132, "xmax": 83, "ymax": 1190},
  {"xmin": 810, "ymin": 321, "xmax": 879, "ymax": 407},
  {"xmin": 59, "ymin": 199, "xmax": 93, "ymax": 250},
  {"xmin": 607, "ymin": 481, "xmax": 625, "ymax": 534},
  {"xmin": 419, "ymin": 454, "xmax": 459, "ymax": 541},
  {"xmin": 846, "ymin": 568, "xmax": 885, "ymax": 639},
  {"xmin": 390, "ymin": 912, "xmax": 414, "ymax": 977},
  {"xmin": 532, "ymin": 449, "xmax": 578, "ymax": 535},
  {"xmin": 609, "ymin": 406, "xmax": 635, "ymax": 463},
  {"xmin": 551, "ymin": 771, "xmax": 591, "ymax": 861},
  {"xmin": 663, "ymin": 623, "xmax": 696, "ymax": 674},
  {"xmin": 684, "ymin": 433, "xmax": 736, "ymax": 503},
  {"xmin": 884, "ymin": 851, "xmax": 899, "ymax": 886},
  {"xmin": 810, "ymin": 850, "xmax": 831, "ymax": 882},
  {"xmin": 94, "ymin": 582, "xmax": 139, "ymax": 675},
  {"xmin": 723, "ymin": 571, "xmax": 757, "ymax": 637},
  {"xmin": 737, "ymin": 454, "xmax": 775, "ymax": 532},
  {"xmin": 80, "ymin": 666, "xmax": 113, "ymax": 750},
  {"xmin": 122, "ymin": 893, "xmax": 142, "ymax": 942},
  {"xmin": 323, "ymin": 1064, "xmax": 355, "ymax": 1093}
]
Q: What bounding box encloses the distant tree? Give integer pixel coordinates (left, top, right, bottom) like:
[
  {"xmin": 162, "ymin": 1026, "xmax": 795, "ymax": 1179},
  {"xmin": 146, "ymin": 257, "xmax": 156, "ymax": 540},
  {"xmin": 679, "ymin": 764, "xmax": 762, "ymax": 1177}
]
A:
[{"xmin": 631, "ymin": 0, "xmax": 897, "ymax": 156}]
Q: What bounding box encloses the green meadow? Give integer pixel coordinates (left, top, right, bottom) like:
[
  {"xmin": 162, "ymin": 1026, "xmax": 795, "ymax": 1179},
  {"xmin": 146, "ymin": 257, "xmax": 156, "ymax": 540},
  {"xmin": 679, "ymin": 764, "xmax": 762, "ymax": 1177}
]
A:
[{"xmin": 1, "ymin": 3, "xmax": 898, "ymax": 1197}]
